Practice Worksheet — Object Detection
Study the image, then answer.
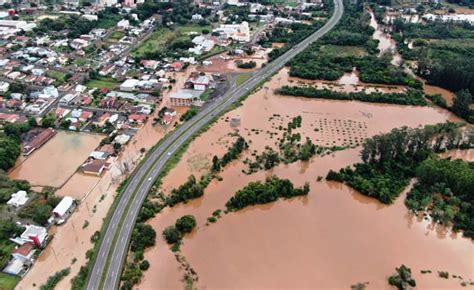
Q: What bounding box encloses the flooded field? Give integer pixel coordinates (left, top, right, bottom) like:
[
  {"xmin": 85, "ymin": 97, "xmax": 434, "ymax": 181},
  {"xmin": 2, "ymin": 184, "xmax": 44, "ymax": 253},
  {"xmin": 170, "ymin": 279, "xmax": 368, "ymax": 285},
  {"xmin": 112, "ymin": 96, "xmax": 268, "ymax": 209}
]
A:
[
  {"xmin": 9, "ymin": 131, "xmax": 103, "ymax": 187},
  {"xmin": 197, "ymin": 50, "xmax": 268, "ymax": 73},
  {"xmin": 369, "ymin": 10, "xmax": 402, "ymax": 66},
  {"xmin": 139, "ymin": 68, "xmax": 470, "ymax": 289}
]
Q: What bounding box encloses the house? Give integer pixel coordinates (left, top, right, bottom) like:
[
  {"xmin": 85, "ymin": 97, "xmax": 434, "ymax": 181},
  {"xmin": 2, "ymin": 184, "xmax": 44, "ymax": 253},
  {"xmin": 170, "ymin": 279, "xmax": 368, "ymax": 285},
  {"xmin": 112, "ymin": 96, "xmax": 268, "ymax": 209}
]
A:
[
  {"xmin": 188, "ymin": 75, "xmax": 211, "ymax": 91},
  {"xmin": 52, "ymin": 196, "xmax": 75, "ymax": 224},
  {"xmin": 93, "ymin": 113, "xmax": 110, "ymax": 127},
  {"xmin": 120, "ymin": 79, "xmax": 140, "ymax": 92},
  {"xmin": 81, "ymin": 160, "xmax": 110, "ymax": 176},
  {"xmin": 55, "ymin": 107, "xmax": 70, "ymax": 119},
  {"xmin": 117, "ymin": 19, "xmax": 130, "ymax": 29},
  {"xmin": 114, "ymin": 134, "xmax": 131, "ymax": 145},
  {"xmin": 95, "ymin": 145, "xmax": 112, "ymax": 157},
  {"xmin": 89, "ymin": 150, "xmax": 109, "ymax": 160},
  {"xmin": 0, "ymin": 81, "xmax": 9, "ymax": 92},
  {"xmin": 128, "ymin": 114, "xmax": 147, "ymax": 124},
  {"xmin": 168, "ymin": 61, "xmax": 184, "ymax": 72},
  {"xmin": 70, "ymin": 38, "xmax": 89, "ymax": 50},
  {"xmin": 79, "ymin": 111, "xmax": 93, "ymax": 122},
  {"xmin": 23, "ymin": 128, "xmax": 57, "ymax": 156},
  {"xmin": 169, "ymin": 90, "xmax": 201, "ymax": 107},
  {"xmin": 3, "ymin": 258, "xmax": 29, "ymax": 276},
  {"xmin": 0, "ymin": 113, "xmax": 20, "ymax": 123},
  {"xmin": 214, "ymin": 22, "xmax": 250, "ymax": 42},
  {"xmin": 7, "ymin": 191, "xmax": 28, "ymax": 208},
  {"xmin": 12, "ymin": 225, "xmax": 48, "ymax": 248}
]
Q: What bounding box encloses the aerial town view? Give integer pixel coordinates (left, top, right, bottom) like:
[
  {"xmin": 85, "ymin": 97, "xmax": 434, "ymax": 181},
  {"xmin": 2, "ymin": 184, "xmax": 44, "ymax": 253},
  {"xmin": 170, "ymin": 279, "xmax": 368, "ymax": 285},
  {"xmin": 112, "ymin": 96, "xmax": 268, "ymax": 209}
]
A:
[{"xmin": 0, "ymin": 0, "xmax": 472, "ymax": 288}]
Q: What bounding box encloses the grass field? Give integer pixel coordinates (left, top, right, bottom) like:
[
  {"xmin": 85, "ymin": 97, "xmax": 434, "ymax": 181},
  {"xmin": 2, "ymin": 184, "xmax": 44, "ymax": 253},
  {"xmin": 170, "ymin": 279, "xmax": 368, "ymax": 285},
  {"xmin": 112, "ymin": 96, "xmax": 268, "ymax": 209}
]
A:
[
  {"xmin": 236, "ymin": 73, "xmax": 251, "ymax": 86},
  {"xmin": 85, "ymin": 77, "xmax": 119, "ymax": 89},
  {"xmin": 132, "ymin": 29, "xmax": 177, "ymax": 58},
  {"xmin": 106, "ymin": 31, "xmax": 125, "ymax": 43},
  {"xmin": 0, "ymin": 273, "xmax": 19, "ymax": 290},
  {"xmin": 46, "ymin": 70, "xmax": 67, "ymax": 82},
  {"xmin": 320, "ymin": 45, "xmax": 368, "ymax": 56},
  {"xmin": 175, "ymin": 24, "xmax": 212, "ymax": 34}
]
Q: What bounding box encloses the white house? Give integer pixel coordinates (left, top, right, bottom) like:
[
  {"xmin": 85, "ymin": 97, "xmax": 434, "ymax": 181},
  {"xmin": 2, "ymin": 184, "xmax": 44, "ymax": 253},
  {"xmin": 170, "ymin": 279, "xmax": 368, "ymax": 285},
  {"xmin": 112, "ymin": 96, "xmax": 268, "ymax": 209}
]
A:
[
  {"xmin": 0, "ymin": 81, "xmax": 9, "ymax": 93},
  {"xmin": 214, "ymin": 22, "xmax": 250, "ymax": 42},
  {"xmin": 7, "ymin": 191, "xmax": 29, "ymax": 208},
  {"xmin": 120, "ymin": 79, "xmax": 140, "ymax": 91},
  {"xmin": 117, "ymin": 19, "xmax": 130, "ymax": 29},
  {"xmin": 52, "ymin": 196, "xmax": 75, "ymax": 224}
]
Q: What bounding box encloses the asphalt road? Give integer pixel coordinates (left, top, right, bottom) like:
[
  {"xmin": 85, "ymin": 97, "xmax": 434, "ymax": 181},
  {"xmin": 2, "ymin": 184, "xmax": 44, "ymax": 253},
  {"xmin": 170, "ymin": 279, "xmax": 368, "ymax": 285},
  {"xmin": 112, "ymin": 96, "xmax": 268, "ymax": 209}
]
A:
[{"xmin": 87, "ymin": 0, "xmax": 343, "ymax": 288}]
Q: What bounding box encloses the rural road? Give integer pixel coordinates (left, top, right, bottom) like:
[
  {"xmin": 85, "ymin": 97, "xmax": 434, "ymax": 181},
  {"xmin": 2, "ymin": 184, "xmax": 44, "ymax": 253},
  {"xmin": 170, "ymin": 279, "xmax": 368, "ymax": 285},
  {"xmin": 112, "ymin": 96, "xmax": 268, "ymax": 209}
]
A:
[{"xmin": 87, "ymin": 0, "xmax": 344, "ymax": 288}]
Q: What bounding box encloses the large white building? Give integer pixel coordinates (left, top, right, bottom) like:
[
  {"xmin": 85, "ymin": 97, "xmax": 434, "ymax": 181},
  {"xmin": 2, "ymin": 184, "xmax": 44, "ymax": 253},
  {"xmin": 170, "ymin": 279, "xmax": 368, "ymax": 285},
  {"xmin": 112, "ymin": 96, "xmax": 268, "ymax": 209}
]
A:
[{"xmin": 214, "ymin": 21, "xmax": 250, "ymax": 42}]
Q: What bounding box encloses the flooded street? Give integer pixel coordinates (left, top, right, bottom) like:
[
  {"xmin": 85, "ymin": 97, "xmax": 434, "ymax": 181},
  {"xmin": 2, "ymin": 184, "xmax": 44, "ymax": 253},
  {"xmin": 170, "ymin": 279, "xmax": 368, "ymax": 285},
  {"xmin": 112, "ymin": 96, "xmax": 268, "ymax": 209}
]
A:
[
  {"xmin": 8, "ymin": 131, "xmax": 103, "ymax": 187},
  {"xmin": 369, "ymin": 10, "xmax": 402, "ymax": 66},
  {"xmin": 139, "ymin": 68, "xmax": 470, "ymax": 289}
]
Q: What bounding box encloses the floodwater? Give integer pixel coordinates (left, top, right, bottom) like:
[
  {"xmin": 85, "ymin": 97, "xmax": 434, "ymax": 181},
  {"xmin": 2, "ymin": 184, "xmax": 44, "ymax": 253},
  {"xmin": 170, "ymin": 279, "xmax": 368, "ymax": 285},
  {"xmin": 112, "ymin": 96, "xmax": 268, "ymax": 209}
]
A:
[
  {"xmin": 16, "ymin": 67, "xmax": 192, "ymax": 290},
  {"xmin": 139, "ymin": 69, "xmax": 470, "ymax": 289},
  {"xmin": 9, "ymin": 131, "xmax": 103, "ymax": 187},
  {"xmin": 423, "ymin": 80, "xmax": 456, "ymax": 106},
  {"xmin": 197, "ymin": 50, "xmax": 269, "ymax": 73},
  {"xmin": 369, "ymin": 10, "xmax": 402, "ymax": 66}
]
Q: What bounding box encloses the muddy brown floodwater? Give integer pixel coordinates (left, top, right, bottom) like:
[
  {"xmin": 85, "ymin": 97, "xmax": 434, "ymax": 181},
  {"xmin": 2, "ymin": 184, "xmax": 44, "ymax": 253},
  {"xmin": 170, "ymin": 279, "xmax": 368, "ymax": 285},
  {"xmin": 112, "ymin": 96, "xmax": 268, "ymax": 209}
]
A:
[
  {"xmin": 9, "ymin": 131, "xmax": 103, "ymax": 187},
  {"xmin": 369, "ymin": 10, "xmax": 402, "ymax": 67},
  {"xmin": 139, "ymin": 68, "xmax": 471, "ymax": 289}
]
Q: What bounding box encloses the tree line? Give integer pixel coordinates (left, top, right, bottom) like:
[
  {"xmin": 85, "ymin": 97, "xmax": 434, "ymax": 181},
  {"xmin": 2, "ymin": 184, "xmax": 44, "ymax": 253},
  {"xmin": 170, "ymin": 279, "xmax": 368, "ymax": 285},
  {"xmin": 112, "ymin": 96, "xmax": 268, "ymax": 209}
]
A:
[
  {"xmin": 326, "ymin": 123, "xmax": 472, "ymax": 204},
  {"xmin": 277, "ymin": 86, "xmax": 427, "ymax": 106}
]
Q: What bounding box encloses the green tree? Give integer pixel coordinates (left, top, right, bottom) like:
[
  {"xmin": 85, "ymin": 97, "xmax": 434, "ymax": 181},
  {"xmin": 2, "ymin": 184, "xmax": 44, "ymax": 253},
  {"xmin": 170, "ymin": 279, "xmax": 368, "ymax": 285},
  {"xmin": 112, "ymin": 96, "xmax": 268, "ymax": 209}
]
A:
[
  {"xmin": 175, "ymin": 215, "xmax": 196, "ymax": 234},
  {"xmin": 162, "ymin": 226, "xmax": 181, "ymax": 244}
]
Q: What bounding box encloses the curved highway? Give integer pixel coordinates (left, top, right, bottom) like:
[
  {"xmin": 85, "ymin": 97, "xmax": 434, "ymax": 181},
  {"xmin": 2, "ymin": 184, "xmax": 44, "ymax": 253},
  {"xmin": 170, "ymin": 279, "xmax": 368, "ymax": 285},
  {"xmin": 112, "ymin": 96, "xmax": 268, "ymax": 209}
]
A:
[{"xmin": 87, "ymin": 0, "xmax": 343, "ymax": 288}]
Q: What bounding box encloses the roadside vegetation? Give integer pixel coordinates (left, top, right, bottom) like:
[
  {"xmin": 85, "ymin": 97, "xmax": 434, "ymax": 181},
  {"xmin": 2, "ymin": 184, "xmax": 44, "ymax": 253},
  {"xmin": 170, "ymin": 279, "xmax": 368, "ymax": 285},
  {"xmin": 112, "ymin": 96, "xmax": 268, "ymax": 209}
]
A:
[{"xmin": 40, "ymin": 268, "xmax": 71, "ymax": 290}]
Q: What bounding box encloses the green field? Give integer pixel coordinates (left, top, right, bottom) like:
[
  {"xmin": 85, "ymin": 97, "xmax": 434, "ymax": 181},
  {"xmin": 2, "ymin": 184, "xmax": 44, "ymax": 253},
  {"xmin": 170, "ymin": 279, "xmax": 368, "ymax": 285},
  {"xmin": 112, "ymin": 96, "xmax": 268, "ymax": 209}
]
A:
[
  {"xmin": 175, "ymin": 24, "xmax": 212, "ymax": 34},
  {"xmin": 85, "ymin": 77, "xmax": 119, "ymax": 89},
  {"xmin": 0, "ymin": 273, "xmax": 19, "ymax": 290},
  {"xmin": 106, "ymin": 31, "xmax": 125, "ymax": 43},
  {"xmin": 46, "ymin": 70, "xmax": 67, "ymax": 82},
  {"xmin": 132, "ymin": 29, "xmax": 177, "ymax": 58},
  {"xmin": 236, "ymin": 73, "xmax": 251, "ymax": 86},
  {"xmin": 320, "ymin": 45, "xmax": 368, "ymax": 56}
]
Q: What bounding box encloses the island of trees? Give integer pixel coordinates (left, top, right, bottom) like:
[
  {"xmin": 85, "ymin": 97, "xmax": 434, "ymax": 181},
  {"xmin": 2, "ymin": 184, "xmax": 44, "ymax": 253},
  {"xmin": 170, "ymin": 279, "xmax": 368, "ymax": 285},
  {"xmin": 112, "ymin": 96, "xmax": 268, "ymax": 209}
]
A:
[{"xmin": 226, "ymin": 176, "xmax": 310, "ymax": 211}]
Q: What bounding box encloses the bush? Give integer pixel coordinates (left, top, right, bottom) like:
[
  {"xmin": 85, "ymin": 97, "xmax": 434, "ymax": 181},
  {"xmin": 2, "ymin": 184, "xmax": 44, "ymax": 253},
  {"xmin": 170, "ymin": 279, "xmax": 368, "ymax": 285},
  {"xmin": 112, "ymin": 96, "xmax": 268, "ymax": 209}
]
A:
[
  {"xmin": 139, "ymin": 260, "xmax": 150, "ymax": 271},
  {"xmin": 175, "ymin": 215, "xmax": 196, "ymax": 234},
  {"xmin": 40, "ymin": 268, "xmax": 70, "ymax": 290},
  {"xmin": 162, "ymin": 226, "xmax": 181, "ymax": 244},
  {"xmin": 388, "ymin": 265, "xmax": 416, "ymax": 290},
  {"xmin": 236, "ymin": 61, "xmax": 257, "ymax": 69},
  {"xmin": 180, "ymin": 107, "xmax": 198, "ymax": 122},
  {"xmin": 130, "ymin": 223, "xmax": 156, "ymax": 252}
]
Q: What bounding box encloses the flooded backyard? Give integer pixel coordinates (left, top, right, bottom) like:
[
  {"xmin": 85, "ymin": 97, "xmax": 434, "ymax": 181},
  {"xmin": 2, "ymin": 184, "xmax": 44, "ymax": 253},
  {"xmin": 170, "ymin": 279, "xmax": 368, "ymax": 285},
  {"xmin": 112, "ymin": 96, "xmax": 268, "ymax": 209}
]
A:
[
  {"xmin": 8, "ymin": 131, "xmax": 103, "ymax": 187},
  {"xmin": 139, "ymin": 68, "xmax": 471, "ymax": 289}
]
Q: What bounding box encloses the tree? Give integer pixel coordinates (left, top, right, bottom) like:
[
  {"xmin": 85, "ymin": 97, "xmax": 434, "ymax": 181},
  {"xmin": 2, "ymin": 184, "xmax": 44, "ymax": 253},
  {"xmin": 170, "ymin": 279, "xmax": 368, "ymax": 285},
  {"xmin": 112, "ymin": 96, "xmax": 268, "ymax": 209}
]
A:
[
  {"xmin": 28, "ymin": 117, "xmax": 38, "ymax": 127},
  {"xmin": 175, "ymin": 215, "xmax": 196, "ymax": 234},
  {"xmin": 452, "ymin": 90, "xmax": 472, "ymax": 120},
  {"xmin": 130, "ymin": 223, "xmax": 156, "ymax": 252},
  {"xmin": 211, "ymin": 155, "xmax": 221, "ymax": 172},
  {"xmin": 41, "ymin": 114, "xmax": 56, "ymax": 128},
  {"xmin": 0, "ymin": 137, "xmax": 21, "ymax": 171},
  {"xmin": 388, "ymin": 265, "xmax": 416, "ymax": 290},
  {"xmin": 162, "ymin": 226, "xmax": 181, "ymax": 244}
]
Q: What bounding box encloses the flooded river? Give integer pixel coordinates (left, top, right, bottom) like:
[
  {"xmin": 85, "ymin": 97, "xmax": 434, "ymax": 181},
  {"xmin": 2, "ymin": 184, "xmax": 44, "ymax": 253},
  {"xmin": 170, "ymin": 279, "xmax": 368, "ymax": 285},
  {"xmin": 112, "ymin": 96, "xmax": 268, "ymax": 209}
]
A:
[
  {"xmin": 139, "ymin": 69, "xmax": 470, "ymax": 289},
  {"xmin": 369, "ymin": 10, "xmax": 402, "ymax": 67}
]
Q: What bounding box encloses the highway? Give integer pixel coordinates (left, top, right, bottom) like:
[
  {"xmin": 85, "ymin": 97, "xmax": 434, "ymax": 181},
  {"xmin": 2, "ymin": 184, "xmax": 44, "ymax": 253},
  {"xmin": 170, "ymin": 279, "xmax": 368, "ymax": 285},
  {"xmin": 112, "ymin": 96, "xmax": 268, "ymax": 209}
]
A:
[{"xmin": 87, "ymin": 0, "xmax": 343, "ymax": 288}]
